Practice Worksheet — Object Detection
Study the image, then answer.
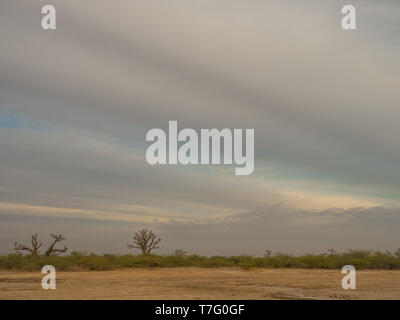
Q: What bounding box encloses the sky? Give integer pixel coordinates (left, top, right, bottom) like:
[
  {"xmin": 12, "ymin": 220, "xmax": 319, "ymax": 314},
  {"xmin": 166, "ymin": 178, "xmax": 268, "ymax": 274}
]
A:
[{"xmin": 0, "ymin": 0, "xmax": 399, "ymax": 256}]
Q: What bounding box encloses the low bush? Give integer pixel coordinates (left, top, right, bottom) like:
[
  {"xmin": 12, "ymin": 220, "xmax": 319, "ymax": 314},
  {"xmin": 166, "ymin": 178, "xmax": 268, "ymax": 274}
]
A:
[{"xmin": 1, "ymin": 250, "xmax": 400, "ymax": 271}]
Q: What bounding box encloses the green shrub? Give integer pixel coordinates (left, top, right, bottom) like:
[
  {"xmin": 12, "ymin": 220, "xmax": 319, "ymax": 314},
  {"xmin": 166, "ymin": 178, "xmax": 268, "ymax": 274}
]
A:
[{"xmin": 1, "ymin": 249, "xmax": 400, "ymax": 271}]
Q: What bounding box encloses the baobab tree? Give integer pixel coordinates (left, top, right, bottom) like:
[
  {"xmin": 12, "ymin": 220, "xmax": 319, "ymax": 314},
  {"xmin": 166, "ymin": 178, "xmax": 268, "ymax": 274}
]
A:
[
  {"xmin": 327, "ymin": 248, "xmax": 338, "ymax": 256},
  {"xmin": 174, "ymin": 249, "xmax": 187, "ymax": 257},
  {"xmin": 14, "ymin": 234, "xmax": 68, "ymax": 256},
  {"xmin": 127, "ymin": 228, "xmax": 161, "ymax": 255},
  {"xmin": 44, "ymin": 234, "xmax": 68, "ymax": 256},
  {"xmin": 264, "ymin": 249, "xmax": 272, "ymax": 258},
  {"xmin": 13, "ymin": 234, "xmax": 42, "ymax": 256}
]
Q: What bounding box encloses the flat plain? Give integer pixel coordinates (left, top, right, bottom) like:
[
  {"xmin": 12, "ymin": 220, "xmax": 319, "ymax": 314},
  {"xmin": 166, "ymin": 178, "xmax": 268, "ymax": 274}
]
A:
[{"xmin": 1, "ymin": 268, "xmax": 399, "ymax": 300}]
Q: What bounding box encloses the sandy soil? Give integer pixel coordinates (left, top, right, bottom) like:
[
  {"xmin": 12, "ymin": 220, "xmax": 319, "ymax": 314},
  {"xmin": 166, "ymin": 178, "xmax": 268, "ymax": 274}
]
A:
[{"xmin": 0, "ymin": 268, "xmax": 399, "ymax": 300}]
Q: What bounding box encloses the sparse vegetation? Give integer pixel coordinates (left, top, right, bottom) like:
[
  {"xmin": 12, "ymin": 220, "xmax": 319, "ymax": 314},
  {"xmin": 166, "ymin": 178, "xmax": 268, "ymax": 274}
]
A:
[
  {"xmin": 2, "ymin": 249, "xmax": 400, "ymax": 271},
  {"xmin": 7, "ymin": 232, "xmax": 400, "ymax": 271}
]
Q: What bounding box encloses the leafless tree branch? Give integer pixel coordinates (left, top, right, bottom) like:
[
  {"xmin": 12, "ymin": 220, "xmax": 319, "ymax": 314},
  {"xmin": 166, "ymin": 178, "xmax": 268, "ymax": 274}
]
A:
[
  {"xmin": 45, "ymin": 234, "xmax": 68, "ymax": 256},
  {"xmin": 14, "ymin": 234, "xmax": 42, "ymax": 255}
]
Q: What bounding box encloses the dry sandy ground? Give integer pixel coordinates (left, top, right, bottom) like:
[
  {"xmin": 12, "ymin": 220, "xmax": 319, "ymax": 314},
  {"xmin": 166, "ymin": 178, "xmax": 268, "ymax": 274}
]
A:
[{"xmin": 0, "ymin": 268, "xmax": 399, "ymax": 300}]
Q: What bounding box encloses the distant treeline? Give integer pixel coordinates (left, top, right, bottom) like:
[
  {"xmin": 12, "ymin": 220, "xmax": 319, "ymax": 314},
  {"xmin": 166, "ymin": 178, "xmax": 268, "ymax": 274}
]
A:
[{"xmin": 1, "ymin": 250, "xmax": 400, "ymax": 271}]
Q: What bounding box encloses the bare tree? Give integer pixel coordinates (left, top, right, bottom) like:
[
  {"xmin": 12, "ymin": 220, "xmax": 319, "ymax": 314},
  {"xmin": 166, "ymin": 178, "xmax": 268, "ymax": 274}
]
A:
[
  {"xmin": 44, "ymin": 234, "xmax": 68, "ymax": 256},
  {"xmin": 264, "ymin": 249, "xmax": 272, "ymax": 258},
  {"xmin": 127, "ymin": 228, "xmax": 161, "ymax": 255},
  {"xmin": 14, "ymin": 234, "xmax": 68, "ymax": 256},
  {"xmin": 174, "ymin": 249, "xmax": 187, "ymax": 257},
  {"xmin": 327, "ymin": 248, "xmax": 337, "ymax": 256},
  {"xmin": 14, "ymin": 234, "xmax": 42, "ymax": 256}
]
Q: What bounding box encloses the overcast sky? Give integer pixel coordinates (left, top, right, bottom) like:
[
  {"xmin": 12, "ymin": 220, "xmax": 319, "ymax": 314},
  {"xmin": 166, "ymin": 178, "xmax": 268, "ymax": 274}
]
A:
[{"xmin": 0, "ymin": 0, "xmax": 399, "ymax": 255}]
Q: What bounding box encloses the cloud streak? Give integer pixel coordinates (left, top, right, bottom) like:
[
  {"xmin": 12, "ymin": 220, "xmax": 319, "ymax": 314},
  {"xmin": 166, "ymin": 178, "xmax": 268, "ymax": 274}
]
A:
[{"xmin": 0, "ymin": 0, "xmax": 399, "ymax": 253}]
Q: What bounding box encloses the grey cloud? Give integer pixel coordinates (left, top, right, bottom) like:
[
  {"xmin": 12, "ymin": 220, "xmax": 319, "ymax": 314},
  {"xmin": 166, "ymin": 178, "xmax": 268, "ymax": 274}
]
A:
[
  {"xmin": 0, "ymin": 0, "xmax": 399, "ymax": 253},
  {"xmin": 0, "ymin": 126, "xmax": 275, "ymax": 217},
  {"xmin": 1, "ymin": 0, "xmax": 399, "ymax": 192}
]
